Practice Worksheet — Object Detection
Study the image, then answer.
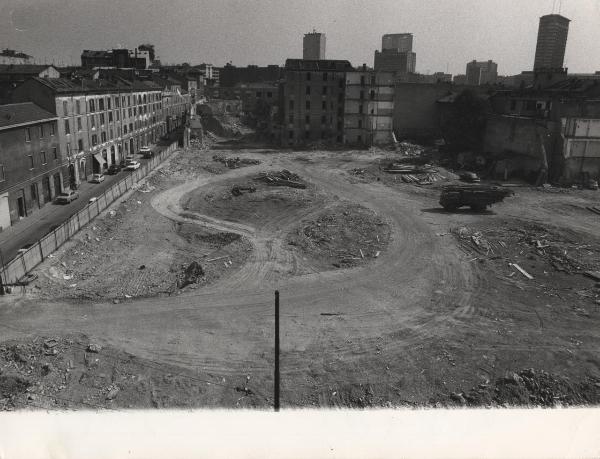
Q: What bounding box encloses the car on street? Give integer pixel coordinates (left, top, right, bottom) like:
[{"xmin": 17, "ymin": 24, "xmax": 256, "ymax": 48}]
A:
[
  {"xmin": 139, "ymin": 146, "xmax": 153, "ymax": 158},
  {"xmin": 106, "ymin": 164, "xmax": 122, "ymax": 175},
  {"xmin": 55, "ymin": 190, "xmax": 79, "ymax": 204},
  {"xmin": 125, "ymin": 160, "xmax": 141, "ymax": 171},
  {"xmin": 90, "ymin": 173, "xmax": 105, "ymax": 183}
]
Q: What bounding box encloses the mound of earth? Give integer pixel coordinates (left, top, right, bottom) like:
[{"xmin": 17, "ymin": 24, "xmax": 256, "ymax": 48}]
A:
[
  {"xmin": 181, "ymin": 173, "xmax": 325, "ymax": 230},
  {"xmin": 286, "ymin": 203, "xmax": 391, "ymax": 271}
]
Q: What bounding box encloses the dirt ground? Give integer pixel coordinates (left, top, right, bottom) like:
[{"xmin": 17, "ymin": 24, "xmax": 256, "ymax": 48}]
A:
[{"xmin": 0, "ymin": 140, "xmax": 599, "ymax": 410}]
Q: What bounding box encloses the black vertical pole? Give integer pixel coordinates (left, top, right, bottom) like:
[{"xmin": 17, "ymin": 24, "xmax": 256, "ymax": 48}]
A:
[{"xmin": 274, "ymin": 290, "xmax": 280, "ymax": 412}]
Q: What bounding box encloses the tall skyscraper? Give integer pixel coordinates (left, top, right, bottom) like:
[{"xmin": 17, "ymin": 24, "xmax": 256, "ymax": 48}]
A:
[
  {"xmin": 303, "ymin": 32, "xmax": 326, "ymax": 60},
  {"xmin": 381, "ymin": 33, "xmax": 413, "ymax": 53},
  {"xmin": 374, "ymin": 33, "xmax": 416, "ymax": 75},
  {"xmin": 533, "ymin": 14, "xmax": 570, "ymax": 71}
]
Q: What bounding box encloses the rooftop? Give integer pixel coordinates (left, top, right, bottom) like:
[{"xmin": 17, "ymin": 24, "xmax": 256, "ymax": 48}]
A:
[
  {"xmin": 0, "ymin": 102, "xmax": 57, "ymax": 130},
  {"xmin": 28, "ymin": 77, "xmax": 161, "ymax": 94},
  {"xmin": 0, "ymin": 64, "xmax": 56, "ymax": 75}
]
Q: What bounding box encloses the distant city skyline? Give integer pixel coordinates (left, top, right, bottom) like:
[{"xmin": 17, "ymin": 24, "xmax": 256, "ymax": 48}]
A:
[{"xmin": 0, "ymin": 0, "xmax": 598, "ymax": 75}]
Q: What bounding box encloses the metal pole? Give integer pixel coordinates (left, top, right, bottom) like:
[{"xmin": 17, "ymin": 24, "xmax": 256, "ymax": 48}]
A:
[{"xmin": 274, "ymin": 290, "xmax": 280, "ymax": 411}]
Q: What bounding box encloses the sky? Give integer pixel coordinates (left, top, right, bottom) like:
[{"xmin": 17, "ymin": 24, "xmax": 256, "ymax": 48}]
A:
[{"xmin": 0, "ymin": 0, "xmax": 598, "ymax": 76}]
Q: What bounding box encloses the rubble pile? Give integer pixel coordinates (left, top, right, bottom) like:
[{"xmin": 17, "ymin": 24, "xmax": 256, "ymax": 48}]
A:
[
  {"xmin": 177, "ymin": 261, "xmax": 205, "ymax": 289},
  {"xmin": 395, "ymin": 141, "xmax": 425, "ymax": 156},
  {"xmin": 436, "ymin": 368, "xmax": 600, "ymax": 407},
  {"xmin": 287, "ymin": 203, "xmax": 391, "ymax": 269},
  {"xmin": 255, "ymin": 170, "xmax": 307, "ymax": 189},
  {"xmin": 212, "ymin": 155, "xmax": 261, "ymax": 169}
]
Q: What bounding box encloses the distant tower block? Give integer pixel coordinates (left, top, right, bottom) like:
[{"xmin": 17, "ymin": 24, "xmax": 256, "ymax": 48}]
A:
[
  {"xmin": 303, "ymin": 31, "xmax": 326, "ymax": 60},
  {"xmin": 533, "ymin": 14, "xmax": 570, "ymax": 70}
]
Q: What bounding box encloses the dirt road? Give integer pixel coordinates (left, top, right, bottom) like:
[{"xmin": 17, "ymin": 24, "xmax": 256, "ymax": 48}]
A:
[{"xmin": 0, "ymin": 143, "xmax": 598, "ymax": 408}]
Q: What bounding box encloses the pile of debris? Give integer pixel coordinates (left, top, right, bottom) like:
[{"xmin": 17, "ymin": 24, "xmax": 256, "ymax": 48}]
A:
[
  {"xmin": 212, "ymin": 155, "xmax": 260, "ymax": 169},
  {"xmin": 177, "ymin": 261, "xmax": 205, "ymax": 289},
  {"xmin": 231, "ymin": 185, "xmax": 256, "ymax": 196},
  {"xmin": 254, "ymin": 170, "xmax": 306, "ymax": 189},
  {"xmin": 395, "ymin": 141, "xmax": 425, "ymax": 156},
  {"xmin": 436, "ymin": 368, "xmax": 600, "ymax": 407},
  {"xmin": 382, "ymin": 161, "xmax": 447, "ymax": 185}
]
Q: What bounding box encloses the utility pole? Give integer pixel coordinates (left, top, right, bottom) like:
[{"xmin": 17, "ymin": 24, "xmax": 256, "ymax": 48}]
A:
[{"xmin": 274, "ymin": 290, "xmax": 280, "ymax": 411}]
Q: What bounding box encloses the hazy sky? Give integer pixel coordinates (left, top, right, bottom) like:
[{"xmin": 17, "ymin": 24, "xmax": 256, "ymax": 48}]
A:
[{"xmin": 0, "ymin": 0, "xmax": 598, "ymax": 75}]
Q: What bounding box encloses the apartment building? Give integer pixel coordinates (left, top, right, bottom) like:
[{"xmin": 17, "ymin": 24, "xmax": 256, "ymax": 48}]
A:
[
  {"xmin": 344, "ymin": 68, "xmax": 395, "ymax": 145},
  {"xmin": 0, "ymin": 103, "xmax": 63, "ymax": 229},
  {"xmin": 13, "ymin": 77, "xmax": 166, "ymax": 185},
  {"xmin": 281, "ymin": 59, "xmax": 353, "ymax": 146}
]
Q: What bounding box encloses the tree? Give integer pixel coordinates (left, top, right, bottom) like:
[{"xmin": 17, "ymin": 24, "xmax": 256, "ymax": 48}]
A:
[
  {"xmin": 440, "ymin": 89, "xmax": 489, "ymax": 152},
  {"xmin": 138, "ymin": 44, "xmax": 155, "ymax": 62}
]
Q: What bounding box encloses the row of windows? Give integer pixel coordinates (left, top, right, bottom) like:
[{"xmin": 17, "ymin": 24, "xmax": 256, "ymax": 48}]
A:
[
  {"xmin": 64, "ymin": 106, "xmax": 161, "ymax": 134},
  {"xmin": 26, "ymin": 148, "xmax": 59, "ymax": 169},
  {"xmin": 62, "ymin": 93, "xmax": 162, "ymax": 116},
  {"xmin": 24, "ymin": 124, "xmax": 56, "ymax": 142},
  {"xmin": 288, "ymin": 130, "xmax": 343, "ymax": 142},
  {"xmin": 288, "ymin": 98, "xmax": 344, "ymax": 111},
  {"xmin": 289, "ymin": 110, "xmax": 344, "ymax": 123}
]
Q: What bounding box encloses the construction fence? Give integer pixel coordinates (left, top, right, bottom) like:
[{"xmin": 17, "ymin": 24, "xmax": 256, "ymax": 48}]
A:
[{"xmin": 1, "ymin": 142, "xmax": 180, "ymax": 286}]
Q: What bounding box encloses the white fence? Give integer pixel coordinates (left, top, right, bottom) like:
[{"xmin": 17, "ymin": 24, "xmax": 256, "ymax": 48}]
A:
[{"xmin": 1, "ymin": 142, "xmax": 179, "ymax": 285}]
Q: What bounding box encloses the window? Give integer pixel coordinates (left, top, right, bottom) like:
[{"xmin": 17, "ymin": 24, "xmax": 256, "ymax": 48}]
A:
[
  {"xmin": 289, "ymin": 131, "xmax": 294, "ymax": 139},
  {"xmin": 358, "ymin": 104, "xmax": 363, "ymax": 114},
  {"xmin": 371, "ymin": 75, "xmax": 376, "ymax": 85},
  {"xmin": 63, "ymin": 101, "xmax": 68, "ymax": 116},
  {"xmin": 78, "ymin": 139, "xmax": 83, "ymax": 151},
  {"xmin": 124, "ymin": 125, "xmax": 128, "ymax": 134},
  {"xmin": 116, "ymin": 110, "xmax": 119, "ymax": 121},
  {"xmin": 129, "ymin": 123, "xmax": 133, "ymax": 132},
  {"xmin": 358, "ymin": 120, "xmax": 362, "ymax": 129},
  {"xmin": 267, "ymin": 92, "xmax": 272, "ymax": 98},
  {"xmin": 321, "ymin": 115, "xmax": 326, "ymax": 124},
  {"xmin": 91, "ymin": 134, "xmax": 98, "ymax": 146},
  {"xmin": 28, "ymin": 155, "xmax": 34, "ymax": 169},
  {"xmin": 288, "ymin": 114, "xmax": 294, "ymax": 123},
  {"xmin": 128, "ymin": 108, "xmax": 132, "ymax": 117},
  {"xmin": 30, "ymin": 183, "xmax": 37, "ymax": 202},
  {"xmin": 25, "ymin": 128, "xmax": 31, "ymax": 142},
  {"xmin": 322, "ymin": 101, "xmax": 327, "ymax": 110},
  {"xmin": 77, "ymin": 117, "xmax": 82, "ymax": 131},
  {"xmin": 289, "ymin": 100, "xmax": 294, "ymax": 110},
  {"xmin": 50, "ymin": 123, "xmax": 55, "ymax": 136},
  {"xmin": 323, "ymin": 72, "xmax": 328, "ymax": 81},
  {"xmin": 98, "ymin": 98, "xmax": 104, "ymax": 111},
  {"xmin": 256, "ymin": 91, "xmax": 262, "ymax": 98},
  {"xmin": 53, "ymin": 147, "xmax": 58, "ymax": 160},
  {"xmin": 360, "ymin": 91, "xmax": 364, "ymax": 100},
  {"xmin": 101, "ymin": 132, "xmax": 107, "ymax": 143},
  {"xmin": 306, "ymin": 72, "xmax": 311, "ymax": 81},
  {"xmin": 66, "ymin": 143, "xmax": 71, "ymax": 156},
  {"xmin": 76, "ymin": 100, "xmax": 81, "ymax": 114},
  {"xmin": 127, "ymin": 96, "xmax": 131, "ymax": 106},
  {"xmin": 100, "ymin": 113, "xmax": 105, "ymax": 125},
  {"xmin": 109, "ymin": 111, "xmax": 113, "ymax": 122},
  {"xmin": 115, "ymin": 96, "xmax": 120, "ymax": 108},
  {"xmin": 322, "ymin": 86, "xmax": 327, "ymax": 95},
  {"xmin": 360, "ymin": 76, "xmax": 365, "ymax": 86},
  {"xmin": 41, "ymin": 151, "xmax": 47, "ymax": 164},
  {"xmin": 357, "ymin": 135, "xmax": 362, "ymax": 142},
  {"xmin": 133, "ymin": 107, "xmax": 137, "ymax": 116},
  {"xmin": 370, "ymin": 90, "xmax": 375, "ymax": 100},
  {"xmin": 0, "ymin": 165, "xmax": 5, "ymax": 181},
  {"xmin": 64, "ymin": 119, "xmax": 70, "ymax": 134},
  {"xmin": 339, "ymin": 79, "xmax": 344, "ymax": 88},
  {"xmin": 107, "ymin": 98, "xmax": 111, "ymax": 110},
  {"xmin": 305, "ymin": 101, "xmax": 310, "ymax": 110},
  {"xmin": 89, "ymin": 99, "xmax": 95, "ymax": 112},
  {"xmin": 305, "ymin": 115, "xmax": 310, "ymax": 124},
  {"xmin": 90, "ymin": 116, "xmax": 95, "ymax": 129},
  {"xmin": 109, "ymin": 128, "xmax": 113, "ymax": 139},
  {"xmin": 306, "ymin": 86, "xmax": 311, "ymax": 95},
  {"xmin": 39, "ymin": 125, "xmax": 44, "ymax": 138}
]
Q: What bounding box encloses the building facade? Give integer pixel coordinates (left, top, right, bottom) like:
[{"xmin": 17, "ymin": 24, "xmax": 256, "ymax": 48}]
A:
[
  {"xmin": 0, "ymin": 49, "xmax": 33, "ymax": 65},
  {"xmin": 344, "ymin": 69, "xmax": 395, "ymax": 145},
  {"xmin": 303, "ymin": 32, "xmax": 326, "ymax": 60},
  {"xmin": 533, "ymin": 14, "xmax": 570, "ymax": 71},
  {"xmin": 281, "ymin": 59, "xmax": 353, "ymax": 146},
  {"xmin": 13, "ymin": 77, "xmax": 169, "ymax": 186},
  {"xmin": 465, "ymin": 60, "xmax": 498, "ymax": 86},
  {"xmin": 382, "ymin": 33, "xmax": 413, "ymax": 52},
  {"xmin": 0, "ymin": 103, "xmax": 64, "ymax": 229}
]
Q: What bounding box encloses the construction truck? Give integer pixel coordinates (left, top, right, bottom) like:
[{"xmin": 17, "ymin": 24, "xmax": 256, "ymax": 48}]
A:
[{"xmin": 439, "ymin": 185, "xmax": 513, "ymax": 212}]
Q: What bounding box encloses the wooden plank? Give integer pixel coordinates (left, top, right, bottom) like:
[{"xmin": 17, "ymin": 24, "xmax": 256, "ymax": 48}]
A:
[{"xmin": 510, "ymin": 263, "xmax": 533, "ymax": 280}]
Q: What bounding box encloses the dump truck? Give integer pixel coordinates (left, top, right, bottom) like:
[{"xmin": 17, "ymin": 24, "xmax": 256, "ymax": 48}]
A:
[{"xmin": 439, "ymin": 185, "xmax": 513, "ymax": 212}]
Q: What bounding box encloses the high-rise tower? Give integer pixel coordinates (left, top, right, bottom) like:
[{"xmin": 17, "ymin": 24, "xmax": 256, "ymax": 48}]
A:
[{"xmin": 533, "ymin": 14, "xmax": 570, "ymax": 70}]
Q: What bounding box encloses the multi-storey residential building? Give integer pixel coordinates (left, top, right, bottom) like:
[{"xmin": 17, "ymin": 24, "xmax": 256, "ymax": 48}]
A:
[
  {"xmin": 0, "ymin": 103, "xmax": 64, "ymax": 229},
  {"xmin": 533, "ymin": 14, "xmax": 570, "ymax": 71},
  {"xmin": 281, "ymin": 59, "xmax": 353, "ymax": 146},
  {"xmin": 151, "ymin": 75, "xmax": 191, "ymax": 133},
  {"xmin": 465, "ymin": 60, "xmax": 498, "ymax": 86},
  {"xmin": 344, "ymin": 68, "xmax": 395, "ymax": 145},
  {"xmin": 13, "ymin": 77, "xmax": 167, "ymax": 185},
  {"xmin": 303, "ymin": 32, "xmax": 326, "ymax": 60}
]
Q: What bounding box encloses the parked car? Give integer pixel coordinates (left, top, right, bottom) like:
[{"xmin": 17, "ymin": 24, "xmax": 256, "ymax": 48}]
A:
[
  {"xmin": 139, "ymin": 146, "xmax": 153, "ymax": 158},
  {"xmin": 55, "ymin": 190, "xmax": 79, "ymax": 204},
  {"xmin": 459, "ymin": 171, "xmax": 481, "ymax": 183},
  {"xmin": 106, "ymin": 164, "xmax": 122, "ymax": 175},
  {"xmin": 90, "ymin": 173, "xmax": 105, "ymax": 183},
  {"xmin": 125, "ymin": 160, "xmax": 141, "ymax": 171}
]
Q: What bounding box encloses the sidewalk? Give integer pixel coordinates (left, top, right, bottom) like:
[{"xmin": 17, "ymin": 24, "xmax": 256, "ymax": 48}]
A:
[{"xmin": 0, "ymin": 141, "xmax": 174, "ymax": 264}]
